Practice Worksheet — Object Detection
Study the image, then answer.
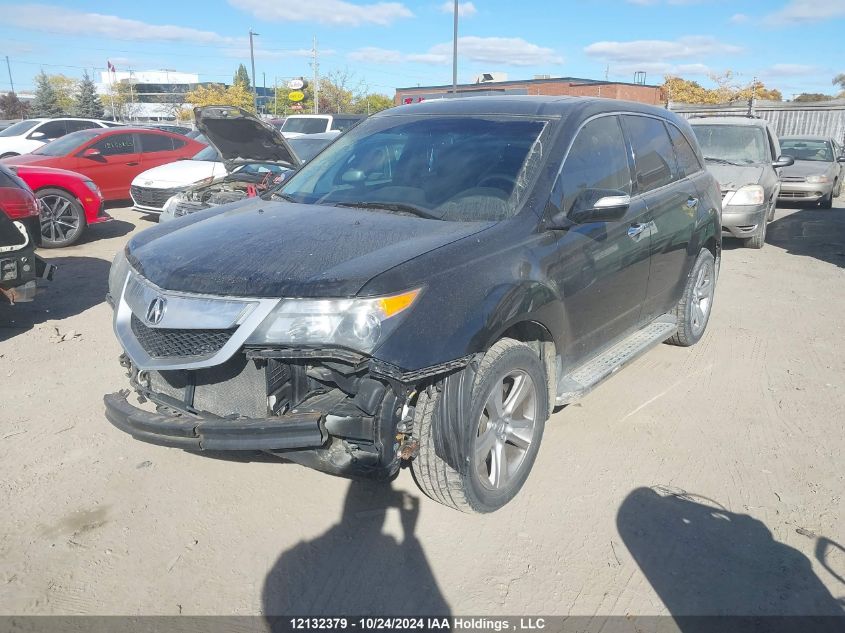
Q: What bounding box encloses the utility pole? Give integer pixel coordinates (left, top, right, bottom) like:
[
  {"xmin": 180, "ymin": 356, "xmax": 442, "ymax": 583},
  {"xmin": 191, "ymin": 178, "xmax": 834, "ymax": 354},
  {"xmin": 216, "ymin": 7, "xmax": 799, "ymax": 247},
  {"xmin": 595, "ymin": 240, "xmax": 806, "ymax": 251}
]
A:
[
  {"xmin": 274, "ymin": 76, "xmax": 278, "ymax": 116},
  {"xmin": 311, "ymin": 36, "xmax": 320, "ymax": 114},
  {"xmin": 249, "ymin": 28, "xmax": 259, "ymax": 111},
  {"xmin": 5, "ymin": 55, "xmax": 15, "ymax": 93},
  {"xmin": 128, "ymin": 69, "xmax": 137, "ymax": 122},
  {"xmin": 452, "ymin": 0, "xmax": 458, "ymax": 94}
]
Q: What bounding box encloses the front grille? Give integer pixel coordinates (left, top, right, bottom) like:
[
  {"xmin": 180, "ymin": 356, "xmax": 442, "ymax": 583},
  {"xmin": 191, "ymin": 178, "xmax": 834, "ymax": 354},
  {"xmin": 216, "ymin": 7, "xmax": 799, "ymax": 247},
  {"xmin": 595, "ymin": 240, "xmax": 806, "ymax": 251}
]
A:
[
  {"xmin": 131, "ymin": 314, "xmax": 234, "ymax": 359},
  {"xmin": 131, "ymin": 185, "xmax": 182, "ymax": 209},
  {"xmin": 780, "ymin": 176, "xmax": 807, "ymax": 183},
  {"xmin": 779, "ymin": 191, "xmax": 819, "ymax": 199}
]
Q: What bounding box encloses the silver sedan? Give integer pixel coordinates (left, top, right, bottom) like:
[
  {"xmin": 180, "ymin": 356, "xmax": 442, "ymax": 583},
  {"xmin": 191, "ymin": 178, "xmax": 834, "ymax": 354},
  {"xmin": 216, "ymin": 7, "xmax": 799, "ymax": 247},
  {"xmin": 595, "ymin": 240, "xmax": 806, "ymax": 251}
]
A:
[{"xmin": 778, "ymin": 136, "xmax": 845, "ymax": 208}]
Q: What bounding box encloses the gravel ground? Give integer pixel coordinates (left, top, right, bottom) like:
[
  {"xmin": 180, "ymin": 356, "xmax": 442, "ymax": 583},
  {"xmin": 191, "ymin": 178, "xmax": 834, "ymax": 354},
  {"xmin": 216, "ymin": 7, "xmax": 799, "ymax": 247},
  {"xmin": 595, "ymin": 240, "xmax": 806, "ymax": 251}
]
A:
[{"xmin": 1, "ymin": 202, "xmax": 844, "ymax": 618}]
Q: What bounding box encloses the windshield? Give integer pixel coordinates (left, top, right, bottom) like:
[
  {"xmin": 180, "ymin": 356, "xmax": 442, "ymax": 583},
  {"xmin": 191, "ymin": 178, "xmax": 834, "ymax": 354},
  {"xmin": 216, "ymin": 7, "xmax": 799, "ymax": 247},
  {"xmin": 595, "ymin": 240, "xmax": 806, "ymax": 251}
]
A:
[
  {"xmin": 279, "ymin": 115, "xmax": 549, "ymax": 222},
  {"xmin": 192, "ymin": 144, "xmax": 220, "ymax": 161},
  {"xmin": 691, "ymin": 125, "xmax": 768, "ymax": 164},
  {"xmin": 780, "ymin": 139, "xmax": 834, "ymax": 162},
  {"xmin": 0, "ymin": 120, "xmax": 40, "ymax": 137},
  {"xmin": 288, "ymin": 137, "xmax": 334, "ymax": 162},
  {"xmin": 282, "ymin": 117, "xmax": 329, "ymax": 134},
  {"xmin": 32, "ymin": 130, "xmax": 101, "ymax": 156}
]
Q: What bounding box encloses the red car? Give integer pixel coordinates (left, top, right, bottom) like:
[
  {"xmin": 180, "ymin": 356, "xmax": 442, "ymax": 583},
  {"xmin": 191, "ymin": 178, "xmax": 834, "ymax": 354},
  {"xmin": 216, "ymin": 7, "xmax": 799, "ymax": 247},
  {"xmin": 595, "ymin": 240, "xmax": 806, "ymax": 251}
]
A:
[
  {"xmin": 1, "ymin": 128, "xmax": 205, "ymax": 202},
  {"xmin": 0, "ymin": 164, "xmax": 53, "ymax": 304},
  {"xmin": 10, "ymin": 165, "xmax": 108, "ymax": 248}
]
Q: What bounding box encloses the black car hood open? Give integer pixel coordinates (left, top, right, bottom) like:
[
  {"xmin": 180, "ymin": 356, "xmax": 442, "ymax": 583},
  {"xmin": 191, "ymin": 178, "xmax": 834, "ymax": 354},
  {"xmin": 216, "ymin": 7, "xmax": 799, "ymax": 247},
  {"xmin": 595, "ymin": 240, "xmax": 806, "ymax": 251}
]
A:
[
  {"xmin": 194, "ymin": 106, "xmax": 301, "ymax": 170},
  {"xmin": 126, "ymin": 200, "xmax": 494, "ymax": 298}
]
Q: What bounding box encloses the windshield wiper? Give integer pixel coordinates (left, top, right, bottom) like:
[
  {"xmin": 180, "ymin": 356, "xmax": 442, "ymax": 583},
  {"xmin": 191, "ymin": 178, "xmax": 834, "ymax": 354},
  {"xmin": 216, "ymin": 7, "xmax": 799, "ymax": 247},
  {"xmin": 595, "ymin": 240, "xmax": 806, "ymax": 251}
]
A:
[
  {"xmin": 333, "ymin": 201, "xmax": 441, "ymax": 220},
  {"xmin": 704, "ymin": 156, "xmax": 744, "ymax": 166},
  {"xmin": 271, "ymin": 191, "xmax": 299, "ymax": 203}
]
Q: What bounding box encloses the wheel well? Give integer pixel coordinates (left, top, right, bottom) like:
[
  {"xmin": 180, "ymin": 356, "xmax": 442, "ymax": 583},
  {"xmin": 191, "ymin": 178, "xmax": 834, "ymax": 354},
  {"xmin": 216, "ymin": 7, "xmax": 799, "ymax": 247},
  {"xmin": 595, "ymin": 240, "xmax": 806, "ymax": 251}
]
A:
[
  {"xmin": 703, "ymin": 235, "xmax": 719, "ymax": 260},
  {"xmin": 498, "ymin": 321, "xmax": 557, "ymax": 410},
  {"xmin": 35, "ymin": 186, "xmax": 84, "ymax": 209}
]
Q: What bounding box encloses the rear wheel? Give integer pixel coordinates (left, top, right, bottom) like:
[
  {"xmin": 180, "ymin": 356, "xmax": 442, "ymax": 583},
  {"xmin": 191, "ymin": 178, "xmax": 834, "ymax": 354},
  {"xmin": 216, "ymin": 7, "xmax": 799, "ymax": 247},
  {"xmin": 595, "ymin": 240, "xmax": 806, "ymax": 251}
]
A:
[
  {"xmin": 411, "ymin": 338, "xmax": 548, "ymax": 513},
  {"xmin": 37, "ymin": 188, "xmax": 86, "ymax": 248}
]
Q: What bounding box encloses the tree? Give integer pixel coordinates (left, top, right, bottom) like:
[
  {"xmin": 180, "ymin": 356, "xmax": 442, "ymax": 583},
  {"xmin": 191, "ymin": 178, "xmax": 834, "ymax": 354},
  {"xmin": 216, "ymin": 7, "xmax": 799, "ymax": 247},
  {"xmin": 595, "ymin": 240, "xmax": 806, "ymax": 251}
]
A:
[
  {"xmin": 793, "ymin": 93, "xmax": 836, "ymax": 102},
  {"xmin": 662, "ymin": 72, "xmax": 782, "ymax": 105},
  {"xmin": 31, "ymin": 71, "xmax": 64, "ymax": 117},
  {"xmin": 352, "ymin": 93, "xmax": 393, "ymax": 115},
  {"xmin": 73, "ymin": 70, "xmax": 104, "ymax": 118},
  {"xmin": 0, "ymin": 92, "xmax": 29, "ymax": 119},
  {"xmin": 185, "ymin": 82, "xmax": 255, "ymax": 112},
  {"xmin": 100, "ymin": 80, "xmax": 141, "ymax": 121},
  {"xmin": 233, "ymin": 64, "xmax": 251, "ymax": 90}
]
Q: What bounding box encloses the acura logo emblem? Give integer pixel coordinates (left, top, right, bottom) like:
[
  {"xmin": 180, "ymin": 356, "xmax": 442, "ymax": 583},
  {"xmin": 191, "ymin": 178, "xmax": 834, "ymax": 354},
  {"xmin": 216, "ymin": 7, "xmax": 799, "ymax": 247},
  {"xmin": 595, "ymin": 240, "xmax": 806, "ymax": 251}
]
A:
[{"xmin": 146, "ymin": 297, "xmax": 166, "ymax": 325}]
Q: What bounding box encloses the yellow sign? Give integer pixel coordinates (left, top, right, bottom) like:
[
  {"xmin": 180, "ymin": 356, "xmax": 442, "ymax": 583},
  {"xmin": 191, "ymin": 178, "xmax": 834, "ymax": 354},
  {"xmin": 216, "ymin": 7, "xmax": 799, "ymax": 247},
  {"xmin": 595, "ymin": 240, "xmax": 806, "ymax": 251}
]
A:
[{"xmin": 288, "ymin": 91, "xmax": 305, "ymax": 102}]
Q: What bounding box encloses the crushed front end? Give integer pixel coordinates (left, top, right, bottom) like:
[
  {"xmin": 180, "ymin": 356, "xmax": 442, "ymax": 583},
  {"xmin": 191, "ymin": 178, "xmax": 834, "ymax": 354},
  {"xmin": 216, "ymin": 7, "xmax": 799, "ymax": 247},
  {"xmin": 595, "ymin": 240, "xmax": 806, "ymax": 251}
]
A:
[{"xmin": 104, "ymin": 252, "xmax": 433, "ymax": 479}]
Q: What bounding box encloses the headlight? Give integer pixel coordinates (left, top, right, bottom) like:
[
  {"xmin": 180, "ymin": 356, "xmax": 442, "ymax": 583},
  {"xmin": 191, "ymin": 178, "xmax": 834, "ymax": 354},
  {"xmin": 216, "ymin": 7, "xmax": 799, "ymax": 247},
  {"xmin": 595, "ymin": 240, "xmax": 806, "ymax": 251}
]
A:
[
  {"xmin": 727, "ymin": 185, "xmax": 764, "ymax": 206},
  {"xmin": 246, "ymin": 288, "xmax": 421, "ymax": 353},
  {"xmin": 192, "ymin": 176, "xmax": 215, "ymax": 187},
  {"xmin": 806, "ymin": 174, "xmax": 830, "ymax": 184},
  {"xmin": 108, "ymin": 248, "xmax": 131, "ymax": 306}
]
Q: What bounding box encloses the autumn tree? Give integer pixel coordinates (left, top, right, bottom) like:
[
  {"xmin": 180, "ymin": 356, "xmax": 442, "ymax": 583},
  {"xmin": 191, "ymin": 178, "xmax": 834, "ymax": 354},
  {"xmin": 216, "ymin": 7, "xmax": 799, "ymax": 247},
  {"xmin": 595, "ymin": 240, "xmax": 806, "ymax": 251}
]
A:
[
  {"xmin": 352, "ymin": 93, "xmax": 393, "ymax": 115},
  {"xmin": 0, "ymin": 92, "xmax": 28, "ymax": 119},
  {"xmin": 31, "ymin": 71, "xmax": 64, "ymax": 117},
  {"xmin": 100, "ymin": 80, "xmax": 141, "ymax": 121},
  {"xmin": 663, "ymin": 72, "xmax": 782, "ymax": 105},
  {"xmin": 793, "ymin": 93, "xmax": 836, "ymax": 102},
  {"xmin": 73, "ymin": 70, "xmax": 105, "ymax": 118},
  {"xmin": 185, "ymin": 83, "xmax": 255, "ymax": 112}
]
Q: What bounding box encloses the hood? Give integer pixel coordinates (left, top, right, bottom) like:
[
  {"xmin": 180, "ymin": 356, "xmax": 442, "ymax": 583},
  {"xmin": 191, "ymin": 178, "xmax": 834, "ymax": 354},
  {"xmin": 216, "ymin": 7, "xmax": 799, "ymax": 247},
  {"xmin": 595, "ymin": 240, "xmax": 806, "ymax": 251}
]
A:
[
  {"xmin": 779, "ymin": 159, "xmax": 834, "ymax": 179},
  {"xmin": 126, "ymin": 200, "xmax": 494, "ymax": 298},
  {"xmin": 12, "ymin": 164, "xmax": 90, "ymax": 181},
  {"xmin": 131, "ymin": 159, "xmax": 225, "ymax": 188},
  {"xmin": 0, "ymin": 153, "xmax": 57, "ymax": 168},
  {"xmin": 194, "ymin": 106, "xmax": 301, "ymax": 171},
  {"xmin": 705, "ymin": 163, "xmax": 765, "ymax": 191}
]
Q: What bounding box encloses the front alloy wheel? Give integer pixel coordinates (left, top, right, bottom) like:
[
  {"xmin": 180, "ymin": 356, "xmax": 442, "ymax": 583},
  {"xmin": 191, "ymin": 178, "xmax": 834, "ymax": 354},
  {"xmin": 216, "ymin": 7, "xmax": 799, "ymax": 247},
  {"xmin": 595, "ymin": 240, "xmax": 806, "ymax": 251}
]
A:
[{"xmin": 38, "ymin": 189, "xmax": 86, "ymax": 248}]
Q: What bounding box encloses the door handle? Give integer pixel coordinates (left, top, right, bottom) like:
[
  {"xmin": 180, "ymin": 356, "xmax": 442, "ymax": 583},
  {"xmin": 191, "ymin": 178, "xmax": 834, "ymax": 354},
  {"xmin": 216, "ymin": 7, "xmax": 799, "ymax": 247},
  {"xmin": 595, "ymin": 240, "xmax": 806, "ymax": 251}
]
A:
[
  {"xmin": 686, "ymin": 196, "xmax": 699, "ymax": 209},
  {"xmin": 628, "ymin": 223, "xmax": 648, "ymax": 238},
  {"xmin": 126, "ymin": 162, "xmax": 139, "ymax": 166}
]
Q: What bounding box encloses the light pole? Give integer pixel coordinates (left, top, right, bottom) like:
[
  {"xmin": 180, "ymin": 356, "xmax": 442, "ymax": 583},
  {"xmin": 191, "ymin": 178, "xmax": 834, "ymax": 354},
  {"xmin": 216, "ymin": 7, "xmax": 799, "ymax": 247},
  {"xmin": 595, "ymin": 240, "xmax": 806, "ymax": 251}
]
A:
[
  {"xmin": 249, "ymin": 28, "xmax": 259, "ymax": 111},
  {"xmin": 452, "ymin": 0, "xmax": 458, "ymax": 94}
]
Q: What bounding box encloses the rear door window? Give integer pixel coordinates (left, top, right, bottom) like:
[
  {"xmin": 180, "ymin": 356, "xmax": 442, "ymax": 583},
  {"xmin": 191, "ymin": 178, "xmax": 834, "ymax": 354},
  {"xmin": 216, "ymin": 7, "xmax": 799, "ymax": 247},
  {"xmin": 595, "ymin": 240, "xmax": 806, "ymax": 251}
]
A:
[
  {"xmin": 555, "ymin": 115, "xmax": 632, "ymax": 215},
  {"xmin": 622, "ymin": 115, "xmax": 678, "ymax": 192},
  {"xmin": 138, "ymin": 133, "xmax": 175, "ymax": 152},
  {"xmin": 66, "ymin": 120, "xmax": 100, "ymax": 133},
  {"xmin": 667, "ymin": 124, "xmax": 702, "ymax": 177}
]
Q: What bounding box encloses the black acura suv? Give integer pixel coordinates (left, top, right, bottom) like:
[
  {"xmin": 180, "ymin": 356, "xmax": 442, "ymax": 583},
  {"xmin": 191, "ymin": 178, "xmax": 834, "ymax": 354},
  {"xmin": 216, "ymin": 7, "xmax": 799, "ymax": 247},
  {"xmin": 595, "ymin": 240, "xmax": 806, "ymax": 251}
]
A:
[{"xmin": 105, "ymin": 99, "xmax": 721, "ymax": 513}]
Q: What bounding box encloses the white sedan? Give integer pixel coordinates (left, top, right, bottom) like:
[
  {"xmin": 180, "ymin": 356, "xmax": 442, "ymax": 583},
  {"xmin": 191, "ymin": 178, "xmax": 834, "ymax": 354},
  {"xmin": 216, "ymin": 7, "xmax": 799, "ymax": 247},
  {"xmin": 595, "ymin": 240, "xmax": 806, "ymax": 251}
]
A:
[
  {"xmin": 0, "ymin": 118, "xmax": 119, "ymax": 158},
  {"xmin": 129, "ymin": 144, "xmax": 227, "ymax": 214}
]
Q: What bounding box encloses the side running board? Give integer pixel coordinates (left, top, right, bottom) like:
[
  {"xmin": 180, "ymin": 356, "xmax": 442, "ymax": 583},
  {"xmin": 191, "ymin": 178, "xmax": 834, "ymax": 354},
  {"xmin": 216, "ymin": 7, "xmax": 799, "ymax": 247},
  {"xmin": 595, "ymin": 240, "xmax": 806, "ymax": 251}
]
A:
[{"xmin": 555, "ymin": 317, "xmax": 678, "ymax": 406}]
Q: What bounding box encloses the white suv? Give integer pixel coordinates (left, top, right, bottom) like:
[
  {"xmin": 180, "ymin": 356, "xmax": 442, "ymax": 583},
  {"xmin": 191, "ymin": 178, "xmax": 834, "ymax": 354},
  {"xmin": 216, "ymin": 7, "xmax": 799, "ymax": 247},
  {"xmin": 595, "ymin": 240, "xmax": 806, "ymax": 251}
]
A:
[
  {"xmin": 279, "ymin": 114, "xmax": 364, "ymax": 138},
  {"xmin": 0, "ymin": 118, "xmax": 119, "ymax": 158}
]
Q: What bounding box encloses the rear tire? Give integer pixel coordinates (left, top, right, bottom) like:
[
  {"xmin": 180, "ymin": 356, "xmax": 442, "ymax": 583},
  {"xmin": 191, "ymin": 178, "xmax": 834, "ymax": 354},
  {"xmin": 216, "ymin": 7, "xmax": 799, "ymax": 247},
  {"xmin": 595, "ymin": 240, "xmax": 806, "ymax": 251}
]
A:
[
  {"xmin": 411, "ymin": 338, "xmax": 548, "ymax": 513},
  {"xmin": 0, "ymin": 152, "xmax": 19, "ymax": 160},
  {"xmin": 744, "ymin": 217, "xmax": 767, "ymax": 249},
  {"xmin": 37, "ymin": 188, "xmax": 87, "ymax": 248},
  {"xmin": 667, "ymin": 249, "xmax": 716, "ymax": 347}
]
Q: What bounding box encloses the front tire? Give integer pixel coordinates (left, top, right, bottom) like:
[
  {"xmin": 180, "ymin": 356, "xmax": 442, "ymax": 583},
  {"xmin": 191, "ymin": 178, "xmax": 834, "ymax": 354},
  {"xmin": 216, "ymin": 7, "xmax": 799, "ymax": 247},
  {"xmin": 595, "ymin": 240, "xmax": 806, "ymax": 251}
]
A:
[
  {"xmin": 667, "ymin": 249, "xmax": 716, "ymax": 347},
  {"xmin": 820, "ymin": 189, "xmax": 834, "ymax": 209},
  {"xmin": 744, "ymin": 217, "xmax": 767, "ymax": 249},
  {"xmin": 37, "ymin": 188, "xmax": 86, "ymax": 248},
  {"xmin": 411, "ymin": 338, "xmax": 548, "ymax": 513}
]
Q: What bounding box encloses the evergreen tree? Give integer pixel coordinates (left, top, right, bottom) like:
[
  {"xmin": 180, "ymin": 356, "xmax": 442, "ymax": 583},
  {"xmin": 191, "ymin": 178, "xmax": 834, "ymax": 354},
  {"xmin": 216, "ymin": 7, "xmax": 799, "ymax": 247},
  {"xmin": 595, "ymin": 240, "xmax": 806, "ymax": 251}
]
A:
[
  {"xmin": 72, "ymin": 70, "xmax": 105, "ymax": 118},
  {"xmin": 31, "ymin": 71, "xmax": 64, "ymax": 117},
  {"xmin": 233, "ymin": 63, "xmax": 251, "ymax": 89}
]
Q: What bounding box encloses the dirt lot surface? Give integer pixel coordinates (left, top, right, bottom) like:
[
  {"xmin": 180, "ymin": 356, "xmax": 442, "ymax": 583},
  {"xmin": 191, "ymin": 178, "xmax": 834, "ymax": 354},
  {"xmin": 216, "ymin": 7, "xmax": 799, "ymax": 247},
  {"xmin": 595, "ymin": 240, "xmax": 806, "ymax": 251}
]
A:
[{"xmin": 1, "ymin": 202, "xmax": 844, "ymax": 618}]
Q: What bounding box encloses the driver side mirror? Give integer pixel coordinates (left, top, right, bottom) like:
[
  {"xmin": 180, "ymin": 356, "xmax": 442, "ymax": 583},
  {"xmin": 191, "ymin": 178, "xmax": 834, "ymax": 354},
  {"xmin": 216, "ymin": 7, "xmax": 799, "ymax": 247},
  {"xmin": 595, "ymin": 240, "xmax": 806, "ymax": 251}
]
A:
[
  {"xmin": 547, "ymin": 189, "xmax": 631, "ymax": 228},
  {"xmin": 81, "ymin": 147, "xmax": 103, "ymax": 159},
  {"xmin": 773, "ymin": 155, "xmax": 795, "ymax": 168}
]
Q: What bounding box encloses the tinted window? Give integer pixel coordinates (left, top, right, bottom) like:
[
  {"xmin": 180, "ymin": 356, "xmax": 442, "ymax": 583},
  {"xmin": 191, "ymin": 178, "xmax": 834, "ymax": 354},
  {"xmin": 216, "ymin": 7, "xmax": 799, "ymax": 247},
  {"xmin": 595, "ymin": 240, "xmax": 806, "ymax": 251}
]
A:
[
  {"xmin": 330, "ymin": 117, "xmax": 360, "ymax": 132},
  {"xmin": 282, "ymin": 117, "xmax": 330, "ymax": 134},
  {"xmin": 667, "ymin": 124, "xmax": 702, "ymax": 177},
  {"xmin": 623, "ymin": 115, "xmax": 677, "ymax": 192},
  {"xmin": 66, "ymin": 120, "xmax": 100, "ymax": 133},
  {"xmin": 556, "ymin": 115, "xmax": 632, "ymax": 215},
  {"xmin": 172, "ymin": 137, "xmax": 186, "ymax": 150},
  {"xmin": 139, "ymin": 133, "xmax": 174, "ymax": 152},
  {"xmin": 0, "ymin": 120, "xmax": 40, "ymax": 137},
  {"xmin": 92, "ymin": 133, "xmax": 136, "ymax": 156},
  {"xmin": 32, "ymin": 120, "xmax": 67, "ymax": 141}
]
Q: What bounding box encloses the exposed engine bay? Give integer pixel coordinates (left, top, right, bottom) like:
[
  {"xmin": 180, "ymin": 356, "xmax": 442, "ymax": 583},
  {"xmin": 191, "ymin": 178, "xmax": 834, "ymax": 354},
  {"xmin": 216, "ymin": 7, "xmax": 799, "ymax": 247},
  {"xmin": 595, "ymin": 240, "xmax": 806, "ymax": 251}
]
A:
[{"xmin": 171, "ymin": 169, "xmax": 290, "ymax": 217}]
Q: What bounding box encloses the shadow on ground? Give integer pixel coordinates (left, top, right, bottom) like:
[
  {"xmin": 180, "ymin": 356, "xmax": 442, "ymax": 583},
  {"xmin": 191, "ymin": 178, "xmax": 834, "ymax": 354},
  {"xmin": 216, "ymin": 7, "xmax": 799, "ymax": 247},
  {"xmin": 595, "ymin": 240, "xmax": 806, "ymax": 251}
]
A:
[
  {"xmin": 78, "ymin": 217, "xmax": 136, "ymax": 245},
  {"xmin": 766, "ymin": 202, "xmax": 845, "ymax": 269},
  {"xmin": 262, "ymin": 479, "xmax": 450, "ymax": 619},
  {"xmin": 0, "ymin": 255, "xmax": 110, "ymax": 342},
  {"xmin": 617, "ymin": 486, "xmax": 845, "ymax": 624}
]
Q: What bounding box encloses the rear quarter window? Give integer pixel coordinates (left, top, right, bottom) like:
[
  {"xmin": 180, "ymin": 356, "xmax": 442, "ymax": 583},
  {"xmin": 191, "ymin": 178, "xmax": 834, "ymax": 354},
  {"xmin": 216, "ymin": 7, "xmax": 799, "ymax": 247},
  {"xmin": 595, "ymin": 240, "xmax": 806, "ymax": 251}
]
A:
[
  {"xmin": 667, "ymin": 124, "xmax": 703, "ymax": 177},
  {"xmin": 623, "ymin": 115, "xmax": 678, "ymax": 192}
]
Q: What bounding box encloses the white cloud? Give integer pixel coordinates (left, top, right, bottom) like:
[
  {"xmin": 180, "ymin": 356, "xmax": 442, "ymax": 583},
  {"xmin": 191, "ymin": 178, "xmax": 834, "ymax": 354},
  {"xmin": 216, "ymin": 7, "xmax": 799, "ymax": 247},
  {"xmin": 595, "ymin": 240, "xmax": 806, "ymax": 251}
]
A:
[
  {"xmin": 584, "ymin": 36, "xmax": 742, "ymax": 63},
  {"xmin": 763, "ymin": 63, "xmax": 819, "ymax": 77},
  {"xmin": 765, "ymin": 0, "xmax": 845, "ymax": 25},
  {"xmin": 729, "ymin": 13, "xmax": 749, "ymax": 23},
  {"xmin": 349, "ymin": 36, "xmax": 563, "ymax": 67},
  {"xmin": 439, "ymin": 1, "xmax": 477, "ymax": 17},
  {"xmin": 5, "ymin": 4, "xmax": 236, "ymax": 44},
  {"xmin": 220, "ymin": 47, "xmax": 334, "ymax": 60},
  {"xmin": 229, "ymin": 0, "xmax": 413, "ymax": 26}
]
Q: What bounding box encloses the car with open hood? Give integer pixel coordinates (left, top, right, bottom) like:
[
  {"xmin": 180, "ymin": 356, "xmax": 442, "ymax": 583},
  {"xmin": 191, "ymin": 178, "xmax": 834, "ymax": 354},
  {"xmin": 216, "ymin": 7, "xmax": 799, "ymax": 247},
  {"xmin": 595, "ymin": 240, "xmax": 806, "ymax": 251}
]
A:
[
  {"xmin": 778, "ymin": 136, "xmax": 845, "ymax": 208},
  {"xmin": 159, "ymin": 109, "xmax": 338, "ymax": 222},
  {"xmin": 689, "ymin": 116, "xmax": 793, "ymax": 249},
  {"xmin": 105, "ymin": 97, "xmax": 721, "ymax": 513}
]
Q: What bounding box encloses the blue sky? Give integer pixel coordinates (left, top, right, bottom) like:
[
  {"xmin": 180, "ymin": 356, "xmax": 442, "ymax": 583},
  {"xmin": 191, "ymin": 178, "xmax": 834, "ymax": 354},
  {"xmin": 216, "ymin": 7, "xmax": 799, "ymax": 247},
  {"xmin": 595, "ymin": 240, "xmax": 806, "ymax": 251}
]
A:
[{"xmin": 1, "ymin": 0, "xmax": 843, "ymax": 97}]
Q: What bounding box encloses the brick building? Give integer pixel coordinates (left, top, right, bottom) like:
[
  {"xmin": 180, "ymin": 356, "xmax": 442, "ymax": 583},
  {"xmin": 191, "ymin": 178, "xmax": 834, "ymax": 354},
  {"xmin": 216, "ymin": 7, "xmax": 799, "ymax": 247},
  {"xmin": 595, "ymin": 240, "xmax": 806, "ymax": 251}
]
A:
[{"xmin": 395, "ymin": 76, "xmax": 663, "ymax": 106}]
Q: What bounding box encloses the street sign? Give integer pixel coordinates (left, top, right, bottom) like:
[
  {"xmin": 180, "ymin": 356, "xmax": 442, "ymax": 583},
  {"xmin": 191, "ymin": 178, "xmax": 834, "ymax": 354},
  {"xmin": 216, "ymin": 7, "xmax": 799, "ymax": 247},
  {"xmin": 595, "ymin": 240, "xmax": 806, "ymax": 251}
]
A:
[
  {"xmin": 288, "ymin": 90, "xmax": 305, "ymax": 102},
  {"xmin": 290, "ymin": 104, "xmax": 303, "ymax": 111},
  {"xmin": 287, "ymin": 78, "xmax": 305, "ymax": 90}
]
